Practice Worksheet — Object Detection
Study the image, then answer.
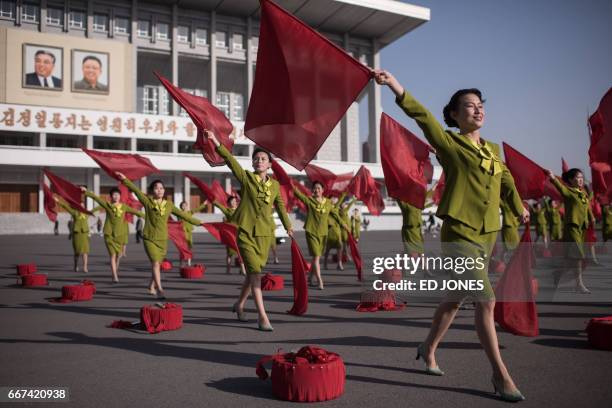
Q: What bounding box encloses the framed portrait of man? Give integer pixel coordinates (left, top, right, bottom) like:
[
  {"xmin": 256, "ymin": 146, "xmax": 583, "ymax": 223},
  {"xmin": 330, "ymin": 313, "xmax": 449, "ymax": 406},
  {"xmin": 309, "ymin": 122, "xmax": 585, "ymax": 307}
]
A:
[
  {"xmin": 71, "ymin": 49, "xmax": 110, "ymax": 94},
  {"xmin": 22, "ymin": 44, "xmax": 64, "ymax": 91}
]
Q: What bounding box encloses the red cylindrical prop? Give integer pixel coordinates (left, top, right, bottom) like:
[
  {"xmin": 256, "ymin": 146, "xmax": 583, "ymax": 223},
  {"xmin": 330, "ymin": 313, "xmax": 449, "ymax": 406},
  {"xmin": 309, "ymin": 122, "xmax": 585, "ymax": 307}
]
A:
[
  {"xmin": 160, "ymin": 259, "xmax": 173, "ymax": 271},
  {"xmin": 140, "ymin": 303, "xmax": 183, "ymax": 334},
  {"xmin": 180, "ymin": 265, "xmax": 205, "ymax": 279},
  {"xmin": 21, "ymin": 274, "xmax": 47, "ymax": 287},
  {"xmin": 586, "ymin": 316, "xmax": 612, "ymax": 350},
  {"xmin": 16, "ymin": 264, "xmax": 37, "ymax": 276}
]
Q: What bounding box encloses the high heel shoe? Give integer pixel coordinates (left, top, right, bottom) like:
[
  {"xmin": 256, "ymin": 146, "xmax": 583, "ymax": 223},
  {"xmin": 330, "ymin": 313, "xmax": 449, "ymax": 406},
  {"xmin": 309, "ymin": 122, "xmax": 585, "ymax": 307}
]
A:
[
  {"xmin": 416, "ymin": 343, "xmax": 444, "ymax": 376},
  {"xmin": 232, "ymin": 303, "xmax": 248, "ymax": 322},
  {"xmin": 491, "ymin": 377, "xmax": 525, "ymax": 402},
  {"xmin": 258, "ymin": 320, "xmax": 274, "ymax": 331}
]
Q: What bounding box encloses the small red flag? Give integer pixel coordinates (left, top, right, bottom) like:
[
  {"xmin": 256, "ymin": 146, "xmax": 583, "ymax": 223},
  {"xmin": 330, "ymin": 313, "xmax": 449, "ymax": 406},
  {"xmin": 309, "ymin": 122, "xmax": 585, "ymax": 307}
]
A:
[
  {"xmin": 155, "ymin": 72, "xmax": 234, "ymax": 167},
  {"xmin": 42, "ymin": 183, "xmax": 57, "ymax": 222},
  {"xmin": 211, "ymin": 180, "xmax": 229, "ymax": 205},
  {"xmin": 347, "ymin": 233, "xmax": 362, "ymax": 281},
  {"xmin": 82, "ymin": 148, "xmax": 159, "ymax": 181},
  {"xmin": 503, "ymin": 142, "xmax": 561, "ymax": 201},
  {"xmin": 118, "ymin": 183, "xmax": 142, "ymax": 224},
  {"xmin": 44, "ymin": 169, "xmax": 91, "ymax": 214},
  {"xmin": 304, "ymin": 163, "xmax": 352, "ymax": 197},
  {"xmin": 588, "ymin": 88, "xmax": 612, "ymax": 173},
  {"xmin": 184, "ymin": 173, "xmax": 219, "ymax": 204},
  {"xmin": 167, "ymin": 220, "xmax": 192, "ymax": 260},
  {"xmin": 271, "ymin": 160, "xmax": 302, "ymax": 212},
  {"xmin": 348, "ymin": 165, "xmax": 385, "ymax": 216},
  {"xmin": 244, "ymin": 0, "xmax": 372, "ymax": 170},
  {"xmin": 202, "ymin": 222, "xmax": 242, "ymax": 263},
  {"xmin": 287, "ymin": 238, "xmax": 309, "ymax": 316},
  {"xmin": 494, "ymin": 224, "xmax": 539, "ymax": 337},
  {"xmin": 381, "ymin": 113, "xmax": 434, "ymax": 209}
]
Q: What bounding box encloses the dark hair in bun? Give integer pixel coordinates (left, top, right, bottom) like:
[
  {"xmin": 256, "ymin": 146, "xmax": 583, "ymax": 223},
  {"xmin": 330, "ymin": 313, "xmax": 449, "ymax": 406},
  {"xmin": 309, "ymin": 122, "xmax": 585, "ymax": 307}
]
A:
[
  {"xmin": 443, "ymin": 88, "xmax": 484, "ymax": 128},
  {"xmin": 561, "ymin": 168, "xmax": 583, "ymax": 184}
]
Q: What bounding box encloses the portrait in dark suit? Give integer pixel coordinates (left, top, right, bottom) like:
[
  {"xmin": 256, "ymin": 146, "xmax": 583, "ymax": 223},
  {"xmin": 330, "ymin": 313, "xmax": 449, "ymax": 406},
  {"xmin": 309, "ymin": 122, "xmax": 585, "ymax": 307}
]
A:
[{"xmin": 22, "ymin": 44, "xmax": 63, "ymax": 90}]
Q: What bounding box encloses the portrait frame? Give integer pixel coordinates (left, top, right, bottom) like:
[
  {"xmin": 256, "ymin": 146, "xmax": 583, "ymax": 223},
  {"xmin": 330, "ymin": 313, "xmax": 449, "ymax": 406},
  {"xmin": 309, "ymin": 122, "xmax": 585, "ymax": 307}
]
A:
[
  {"xmin": 22, "ymin": 43, "xmax": 64, "ymax": 91},
  {"xmin": 71, "ymin": 49, "xmax": 110, "ymax": 95}
]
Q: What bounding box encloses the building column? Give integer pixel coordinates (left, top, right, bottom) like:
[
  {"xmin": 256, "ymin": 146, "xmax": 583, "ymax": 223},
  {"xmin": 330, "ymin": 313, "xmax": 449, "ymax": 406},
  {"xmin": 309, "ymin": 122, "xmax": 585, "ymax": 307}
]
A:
[
  {"xmin": 171, "ymin": 4, "xmax": 179, "ymax": 115},
  {"xmin": 246, "ymin": 16, "xmax": 254, "ymax": 101},
  {"xmin": 39, "ymin": 132, "xmax": 46, "ymax": 148},
  {"xmin": 174, "ymin": 172, "xmax": 183, "ymax": 204},
  {"xmin": 38, "ymin": 169, "xmax": 47, "ymax": 214},
  {"xmin": 367, "ymin": 40, "xmax": 382, "ymax": 163},
  {"xmin": 40, "ymin": 0, "xmax": 47, "ymax": 32},
  {"xmin": 140, "ymin": 176, "xmax": 147, "ymax": 193},
  {"xmin": 131, "ymin": 0, "xmax": 138, "ymax": 111},
  {"xmin": 224, "ymin": 175, "xmax": 231, "ymax": 194},
  {"xmin": 93, "ymin": 169, "xmax": 100, "ymax": 195},
  {"xmin": 184, "ymin": 176, "xmax": 191, "ymax": 207},
  {"xmin": 86, "ymin": 0, "xmax": 93, "ymax": 37},
  {"xmin": 209, "ymin": 11, "xmax": 217, "ymax": 105},
  {"xmin": 130, "ymin": 137, "xmax": 137, "ymax": 152},
  {"xmin": 86, "ymin": 134, "xmax": 93, "ymax": 149}
]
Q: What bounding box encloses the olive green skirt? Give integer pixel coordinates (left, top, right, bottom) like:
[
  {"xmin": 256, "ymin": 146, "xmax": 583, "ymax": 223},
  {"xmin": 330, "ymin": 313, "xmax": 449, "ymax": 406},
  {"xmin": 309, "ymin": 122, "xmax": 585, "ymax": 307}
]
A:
[
  {"xmin": 536, "ymin": 224, "xmax": 547, "ymax": 237},
  {"xmin": 144, "ymin": 238, "xmax": 167, "ymax": 263},
  {"xmin": 351, "ymin": 227, "xmax": 360, "ymax": 240},
  {"xmin": 238, "ymin": 232, "xmax": 274, "ymax": 274},
  {"xmin": 550, "ymin": 223, "xmax": 563, "ymax": 241},
  {"xmin": 326, "ymin": 226, "xmax": 342, "ymax": 249},
  {"xmin": 341, "ymin": 229, "xmax": 349, "ymax": 243},
  {"xmin": 104, "ymin": 235, "xmax": 123, "ymax": 256},
  {"xmin": 564, "ymin": 224, "xmax": 585, "ymax": 259},
  {"xmin": 440, "ymin": 218, "xmax": 497, "ymax": 301},
  {"xmin": 306, "ymin": 232, "xmax": 327, "ymax": 257},
  {"xmin": 402, "ymin": 226, "xmax": 424, "ymax": 254},
  {"xmin": 501, "ymin": 226, "xmax": 520, "ymax": 251},
  {"xmin": 72, "ymin": 232, "xmax": 90, "ymax": 255}
]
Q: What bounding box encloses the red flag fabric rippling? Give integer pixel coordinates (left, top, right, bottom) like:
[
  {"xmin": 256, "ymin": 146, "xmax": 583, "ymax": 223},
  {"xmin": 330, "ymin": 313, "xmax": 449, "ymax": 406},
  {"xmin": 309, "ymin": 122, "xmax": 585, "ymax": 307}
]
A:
[
  {"xmin": 347, "ymin": 165, "xmax": 385, "ymax": 215},
  {"xmin": 167, "ymin": 220, "xmax": 192, "ymax": 260},
  {"xmin": 347, "ymin": 233, "xmax": 362, "ymax": 281},
  {"xmin": 588, "ymin": 88, "xmax": 612, "ymax": 173},
  {"xmin": 82, "ymin": 148, "xmax": 159, "ymax": 181},
  {"xmin": 43, "ymin": 183, "xmax": 58, "ymax": 222},
  {"xmin": 202, "ymin": 222, "xmax": 242, "ymax": 263},
  {"xmin": 287, "ymin": 238, "xmax": 309, "ymax": 316},
  {"xmin": 503, "ymin": 142, "xmax": 561, "ymax": 201},
  {"xmin": 44, "ymin": 169, "xmax": 91, "ymax": 214},
  {"xmin": 119, "ymin": 183, "xmax": 142, "ymax": 224}
]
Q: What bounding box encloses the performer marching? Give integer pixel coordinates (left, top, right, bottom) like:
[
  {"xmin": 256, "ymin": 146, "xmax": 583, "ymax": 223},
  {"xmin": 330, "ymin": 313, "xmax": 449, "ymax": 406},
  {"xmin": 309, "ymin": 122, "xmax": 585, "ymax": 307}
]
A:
[
  {"xmin": 293, "ymin": 181, "xmax": 348, "ymax": 290},
  {"xmin": 81, "ymin": 187, "xmax": 143, "ymax": 282},
  {"xmin": 324, "ymin": 193, "xmax": 346, "ymax": 271},
  {"xmin": 546, "ymin": 198, "xmax": 563, "ymax": 241},
  {"xmin": 547, "ymin": 169, "xmax": 594, "ymax": 293},
  {"xmin": 532, "ymin": 201, "xmax": 549, "ymax": 249},
  {"xmin": 54, "ymin": 194, "xmax": 92, "ymax": 273},
  {"xmin": 397, "ymin": 199, "xmax": 424, "ymax": 257},
  {"xmin": 499, "ymin": 198, "xmax": 521, "ymax": 261},
  {"xmin": 178, "ymin": 200, "xmax": 208, "ymax": 267},
  {"xmin": 350, "ymin": 208, "xmax": 362, "ymax": 242},
  {"xmin": 603, "ymin": 204, "xmax": 612, "ymax": 242},
  {"xmin": 373, "ymin": 69, "xmax": 529, "ymax": 402},
  {"xmin": 339, "ymin": 195, "xmax": 357, "ymax": 260},
  {"xmin": 213, "ymin": 196, "xmax": 247, "ymax": 275},
  {"xmin": 115, "ymin": 172, "xmax": 204, "ymax": 299},
  {"xmin": 204, "ymin": 130, "xmax": 293, "ymax": 331}
]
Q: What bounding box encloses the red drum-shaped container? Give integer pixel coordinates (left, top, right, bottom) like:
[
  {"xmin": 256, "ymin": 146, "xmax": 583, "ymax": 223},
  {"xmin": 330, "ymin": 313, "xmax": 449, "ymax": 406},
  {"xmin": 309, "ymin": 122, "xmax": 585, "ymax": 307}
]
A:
[
  {"xmin": 140, "ymin": 303, "xmax": 183, "ymax": 334},
  {"xmin": 586, "ymin": 316, "xmax": 612, "ymax": 350},
  {"xmin": 180, "ymin": 265, "xmax": 205, "ymax": 279},
  {"xmin": 261, "ymin": 273, "xmax": 284, "ymax": 291}
]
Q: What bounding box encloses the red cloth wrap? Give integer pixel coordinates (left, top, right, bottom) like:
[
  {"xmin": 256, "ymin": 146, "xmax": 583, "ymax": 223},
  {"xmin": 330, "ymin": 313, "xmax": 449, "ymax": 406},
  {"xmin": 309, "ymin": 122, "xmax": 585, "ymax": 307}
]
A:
[
  {"xmin": 21, "ymin": 274, "xmax": 47, "ymax": 287},
  {"xmin": 202, "ymin": 222, "xmax": 243, "ymax": 263},
  {"xmin": 50, "ymin": 280, "xmax": 96, "ymax": 303},
  {"xmin": 17, "ymin": 264, "xmax": 37, "ymax": 276},
  {"xmin": 261, "ymin": 273, "xmax": 284, "ymax": 291},
  {"xmin": 586, "ymin": 316, "xmax": 612, "ymax": 350},
  {"xmin": 160, "ymin": 259, "xmax": 173, "ymax": 271},
  {"xmin": 256, "ymin": 346, "xmax": 345, "ymax": 402},
  {"xmin": 180, "ymin": 265, "xmax": 205, "ymax": 279},
  {"xmin": 167, "ymin": 220, "xmax": 193, "ymax": 260},
  {"xmin": 140, "ymin": 303, "xmax": 183, "ymax": 334},
  {"xmin": 287, "ymin": 239, "xmax": 309, "ymax": 316},
  {"xmin": 356, "ymin": 290, "xmax": 405, "ymax": 312}
]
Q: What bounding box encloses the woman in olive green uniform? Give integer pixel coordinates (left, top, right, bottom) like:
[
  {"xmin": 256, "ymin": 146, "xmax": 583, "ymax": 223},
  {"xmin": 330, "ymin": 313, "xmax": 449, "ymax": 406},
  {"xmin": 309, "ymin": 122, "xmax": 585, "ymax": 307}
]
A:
[
  {"xmin": 179, "ymin": 200, "xmax": 208, "ymax": 266},
  {"xmin": 205, "ymin": 130, "xmax": 293, "ymax": 332},
  {"xmin": 339, "ymin": 196, "xmax": 357, "ymax": 260},
  {"xmin": 293, "ymin": 181, "xmax": 348, "ymax": 290},
  {"xmin": 213, "ymin": 196, "xmax": 246, "ymax": 275},
  {"xmin": 532, "ymin": 201, "xmax": 549, "ymax": 248},
  {"xmin": 547, "ymin": 169, "xmax": 594, "ymax": 293},
  {"xmin": 603, "ymin": 204, "xmax": 612, "ymax": 242},
  {"xmin": 115, "ymin": 173, "xmax": 203, "ymax": 299},
  {"xmin": 397, "ymin": 199, "xmax": 425, "ymax": 255},
  {"xmin": 350, "ymin": 208, "xmax": 362, "ymax": 242},
  {"xmin": 324, "ymin": 193, "xmax": 346, "ymax": 270},
  {"xmin": 546, "ymin": 199, "xmax": 563, "ymax": 241},
  {"xmin": 55, "ymin": 196, "xmax": 92, "ymax": 273},
  {"xmin": 82, "ymin": 187, "xmax": 143, "ymax": 282},
  {"xmin": 374, "ymin": 70, "xmax": 528, "ymax": 402}
]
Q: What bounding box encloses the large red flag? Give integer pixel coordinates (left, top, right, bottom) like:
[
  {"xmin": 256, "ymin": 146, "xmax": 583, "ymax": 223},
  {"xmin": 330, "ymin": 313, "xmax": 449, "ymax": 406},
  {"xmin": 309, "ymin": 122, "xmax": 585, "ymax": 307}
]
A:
[
  {"xmin": 244, "ymin": 0, "xmax": 372, "ymax": 170},
  {"xmin": 432, "ymin": 173, "xmax": 445, "ymax": 205},
  {"xmin": 184, "ymin": 173, "xmax": 222, "ymax": 205},
  {"xmin": 588, "ymin": 88, "xmax": 612, "ymax": 173},
  {"xmin": 348, "ymin": 165, "xmax": 385, "ymax": 216},
  {"xmin": 591, "ymin": 166, "xmax": 611, "ymax": 204},
  {"xmin": 503, "ymin": 142, "xmax": 561, "ymax": 201},
  {"xmin": 494, "ymin": 224, "xmax": 539, "ymax": 337},
  {"xmin": 287, "ymin": 239, "xmax": 309, "ymax": 316},
  {"xmin": 347, "ymin": 233, "xmax": 362, "ymax": 281},
  {"xmin": 561, "ymin": 157, "xmax": 569, "ymax": 173},
  {"xmin": 202, "ymin": 222, "xmax": 242, "ymax": 263},
  {"xmin": 167, "ymin": 220, "xmax": 192, "ymax": 260},
  {"xmin": 211, "ymin": 180, "xmax": 229, "ymax": 204},
  {"xmin": 42, "ymin": 183, "xmax": 57, "ymax": 222},
  {"xmin": 118, "ymin": 183, "xmax": 142, "ymax": 224},
  {"xmin": 155, "ymin": 72, "xmax": 234, "ymax": 167},
  {"xmin": 381, "ymin": 113, "xmax": 434, "ymax": 209},
  {"xmin": 44, "ymin": 169, "xmax": 91, "ymax": 214},
  {"xmin": 82, "ymin": 148, "xmax": 159, "ymax": 181}
]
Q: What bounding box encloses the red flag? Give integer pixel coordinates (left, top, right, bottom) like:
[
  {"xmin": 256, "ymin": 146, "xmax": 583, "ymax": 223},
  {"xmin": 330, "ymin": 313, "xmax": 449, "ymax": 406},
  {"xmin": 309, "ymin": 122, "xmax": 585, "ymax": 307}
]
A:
[
  {"xmin": 271, "ymin": 160, "xmax": 301, "ymax": 212},
  {"xmin": 211, "ymin": 180, "xmax": 229, "ymax": 204},
  {"xmin": 348, "ymin": 165, "xmax": 385, "ymax": 216},
  {"xmin": 494, "ymin": 224, "xmax": 539, "ymax": 337},
  {"xmin": 244, "ymin": 0, "xmax": 372, "ymax": 170},
  {"xmin": 432, "ymin": 173, "xmax": 445, "ymax": 205},
  {"xmin": 42, "ymin": 183, "xmax": 57, "ymax": 222},
  {"xmin": 503, "ymin": 142, "xmax": 561, "ymax": 201},
  {"xmin": 304, "ymin": 163, "xmax": 352, "ymax": 197},
  {"xmin": 591, "ymin": 166, "xmax": 611, "ymax": 204},
  {"xmin": 167, "ymin": 220, "xmax": 192, "ymax": 260},
  {"xmin": 202, "ymin": 222, "xmax": 242, "ymax": 263},
  {"xmin": 287, "ymin": 238, "xmax": 309, "ymax": 316},
  {"xmin": 184, "ymin": 173, "xmax": 217, "ymax": 204},
  {"xmin": 347, "ymin": 233, "xmax": 362, "ymax": 281},
  {"xmin": 561, "ymin": 157, "xmax": 569, "ymax": 173},
  {"xmin": 588, "ymin": 88, "xmax": 612, "ymax": 173},
  {"xmin": 82, "ymin": 148, "xmax": 159, "ymax": 181},
  {"xmin": 380, "ymin": 113, "xmax": 434, "ymax": 209},
  {"xmin": 44, "ymin": 169, "xmax": 91, "ymax": 214},
  {"xmin": 155, "ymin": 72, "xmax": 234, "ymax": 167},
  {"xmin": 118, "ymin": 183, "xmax": 142, "ymax": 224}
]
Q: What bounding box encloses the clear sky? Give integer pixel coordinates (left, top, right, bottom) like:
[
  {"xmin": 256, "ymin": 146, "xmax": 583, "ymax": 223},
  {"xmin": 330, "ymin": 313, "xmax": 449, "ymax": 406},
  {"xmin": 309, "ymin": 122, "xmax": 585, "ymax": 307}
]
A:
[{"xmin": 369, "ymin": 0, "xmax": 612, "ymax": 176}]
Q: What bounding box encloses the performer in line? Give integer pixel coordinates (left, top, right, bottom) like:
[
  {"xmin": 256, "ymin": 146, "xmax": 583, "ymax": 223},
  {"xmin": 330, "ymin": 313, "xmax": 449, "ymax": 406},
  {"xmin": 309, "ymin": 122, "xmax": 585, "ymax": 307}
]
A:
[
  {"xmin": 204, "ymin": 130, "xmax": 293, "ymax": 332},
  {"xmin": 547, "ymin": 169, "xmax": 594, "ymax": 293},
  {"xmin": 81, "ymin": 186, "xmax": 143, "ymax": 283},
  {"xmin": 545, "ymin": 198, "xmax": 563, "ymax": 241},
  {"xmin": 499, "ymin": 198, "xmax": 521, "ymax": 262},
  {"xmin": 178, "ymin": 200, "xmax": 208, "ymax": 267},
  {"xmin": 213, "ymin": 195, "xmax": 246, "ymax": 275},
  {"xmin": 115, "ymin": 172, "xmax": 204, "ymax": 299},
  {"xmin": 324, "ymin": 193, "xmax": 346, "ymax": 271},
  {"xmin": 532, "ymin": 201, "xmax": 549, "ymax": 249},
  {"xmin": 373, "ymin": 69, "xmax": 529, "ymax": 402},
  {"xmin": 339, "ymin": 195, "xmax": 357, "ymax": 260},
  {"xmin": 603, "ymin": 203, "xmax": 612, "ymax": 242},
  {"xmin": 54, "ymin": 194, "xmax": 93, "ymax": 273},
  {"xmin": 350, "ymin": 208, "xmax": 362, "ymax": 242},
  {"xmin": 293, "ymin": 181, "xmax": 348, "ymax": 290},
  {"xmin": 397, "ymin": 199, "xmax": 424, "ymax": 257}
]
